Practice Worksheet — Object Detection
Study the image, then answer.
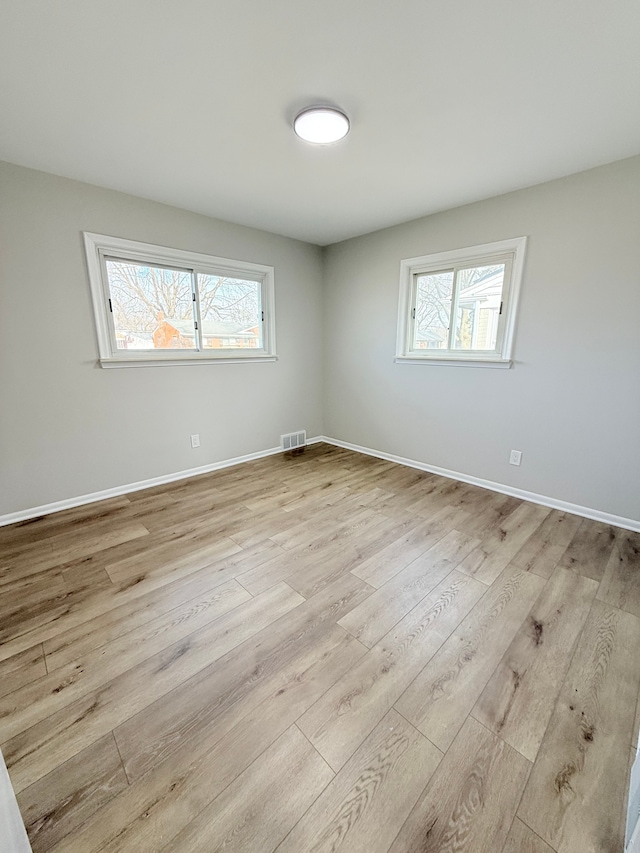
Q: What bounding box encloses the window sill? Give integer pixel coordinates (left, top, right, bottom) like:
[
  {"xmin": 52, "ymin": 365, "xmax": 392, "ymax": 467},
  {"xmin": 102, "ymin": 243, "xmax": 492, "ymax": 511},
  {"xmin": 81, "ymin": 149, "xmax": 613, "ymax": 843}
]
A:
[
  {"xmin": 99, "ymin": 355, "xmax": 278, "ymax": 368},
  {"xmin": 394, "ymin": 356, "xmax": 512, "ymax": 369}
]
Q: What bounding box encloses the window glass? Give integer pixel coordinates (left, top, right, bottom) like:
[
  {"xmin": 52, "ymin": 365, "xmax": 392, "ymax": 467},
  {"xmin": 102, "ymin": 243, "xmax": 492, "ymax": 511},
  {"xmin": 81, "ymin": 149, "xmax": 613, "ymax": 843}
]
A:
[
  {"xmin": 452, "ymin": 263, "xmax": 505, "ymax": 351},
  {"xmin": 413, "ymin": 270, "xmax": 454, "ymax": 350},
  {"xmin": 105, "ymin": 259, "xmax": 196, "ymax": 351},
  {"xmin": 197, "ymin": 274, "xmax": 262, "ymax": 349}
]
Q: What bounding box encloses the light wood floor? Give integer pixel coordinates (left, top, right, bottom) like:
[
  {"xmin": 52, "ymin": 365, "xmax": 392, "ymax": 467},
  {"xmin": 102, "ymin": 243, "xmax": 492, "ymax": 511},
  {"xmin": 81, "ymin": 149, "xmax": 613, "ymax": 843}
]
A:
[{"xmin": 1, "ymin": 443, "xmax": 639, "ymax": 853}]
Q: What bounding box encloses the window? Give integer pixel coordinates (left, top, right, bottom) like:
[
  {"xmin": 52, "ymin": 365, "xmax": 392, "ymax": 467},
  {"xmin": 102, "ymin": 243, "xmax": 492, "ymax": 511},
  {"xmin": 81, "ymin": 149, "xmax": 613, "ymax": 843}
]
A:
[
  {"xmin": 396, "ymin": 237, "xmax": 526, "ymax": 368},
  {"xmin": 83, "ymin": 233, "xmax": 276, "ymax": 367}
]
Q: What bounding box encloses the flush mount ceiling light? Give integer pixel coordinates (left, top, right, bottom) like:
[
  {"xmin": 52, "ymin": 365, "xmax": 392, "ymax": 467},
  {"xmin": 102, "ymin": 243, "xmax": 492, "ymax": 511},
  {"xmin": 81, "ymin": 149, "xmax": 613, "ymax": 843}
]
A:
[{"xmin": 293, "ymin": 106, "xmax": 350, "ymax": 144}]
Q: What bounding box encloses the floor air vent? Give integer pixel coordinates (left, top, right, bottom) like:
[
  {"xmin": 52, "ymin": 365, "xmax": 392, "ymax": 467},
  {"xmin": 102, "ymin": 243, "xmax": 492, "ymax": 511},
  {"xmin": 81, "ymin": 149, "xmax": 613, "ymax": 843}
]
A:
[{"xmin": 281, "ymin": 430, "xmax": 307, "ymax": 451}]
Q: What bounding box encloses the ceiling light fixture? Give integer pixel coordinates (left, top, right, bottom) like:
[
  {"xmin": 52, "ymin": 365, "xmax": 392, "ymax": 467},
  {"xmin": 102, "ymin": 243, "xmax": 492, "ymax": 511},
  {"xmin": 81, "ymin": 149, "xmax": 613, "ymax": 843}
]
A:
[{"xmin": 293, "ymin": 106, "xmax": 350, "ymax": 144}]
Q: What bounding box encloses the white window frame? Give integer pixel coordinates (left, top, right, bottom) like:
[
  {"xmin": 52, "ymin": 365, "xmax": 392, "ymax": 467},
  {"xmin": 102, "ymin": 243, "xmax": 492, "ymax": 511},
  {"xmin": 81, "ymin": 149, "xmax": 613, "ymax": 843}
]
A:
[
  {"xmin": 83, "ymin": 232, "xmax": 277, "ymax": 368},
  {"xmin": 395, "ymin": 237, "xmax": 527, "ymax": 368}
]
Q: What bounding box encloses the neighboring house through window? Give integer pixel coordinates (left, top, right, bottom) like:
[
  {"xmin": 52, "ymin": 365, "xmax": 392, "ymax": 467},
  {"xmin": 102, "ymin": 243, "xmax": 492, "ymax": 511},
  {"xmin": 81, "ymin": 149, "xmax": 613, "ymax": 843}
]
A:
[
  {"xmin": 84, "ymin": 233, "xmax": 276, "ymax": 367},
  {"xmin": 396, "ymin": 237, "xmax": 527, "ymax": 368}
]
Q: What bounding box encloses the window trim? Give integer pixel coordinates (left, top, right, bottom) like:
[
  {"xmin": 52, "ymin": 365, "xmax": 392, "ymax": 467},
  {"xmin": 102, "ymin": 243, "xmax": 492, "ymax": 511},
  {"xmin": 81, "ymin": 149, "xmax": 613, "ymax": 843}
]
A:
[
  {"xmin": 395, "ymin": 237, "xmax": 527, "ymax": 367},
  {"xmin": 83, "ymin": 232, "xmax": 277, "ymax": 367}
]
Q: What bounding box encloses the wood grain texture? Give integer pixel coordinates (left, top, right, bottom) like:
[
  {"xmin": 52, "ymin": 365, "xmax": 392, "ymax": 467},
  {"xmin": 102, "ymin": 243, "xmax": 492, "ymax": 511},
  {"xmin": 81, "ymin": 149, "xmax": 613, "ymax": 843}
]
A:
[
  {"xmin": 457, "ymin": 502, "xmax": 550, "ymax": 585},
  {"xmin": 113, "ymin": 572, "xmax": 372, "ymax": 782},
  {"xmin": 2, "ymin": 582, "xmax": 303, "ymax": 792},
  {"xmin": 54, "ymin": 630, "xmax": 364, "ymax": 853},
  {"xmin": 159, "ymin": 725, "xmax": 334, "ymax": 853},
  {"xmin": 388, "ymin": 715, "xmax": 531, "ymax": 853},
  {"xmin": 474, "ymin": 566, "xmax": 598, "ymax": 761},
  {"xmin": 559, "ymin": 518, "xmax": 618, "ymax": 581},
  {"xmin": 0, "ymin": 443, "xmax": 636, "ymax": 853},
  {"xmin": 501, "ymin": 818, "xmax": 556, "ymax": 853},
  {"xmin": 597, "ymin": 528, "xmax": 640, "ymax": 618},
  {"xmin": 0, "ymin": 646, "xmax": 47, "ymax": 701},
  {"xmin": 16, "ymin": 734, "xmax": 127, "ymax": 853},
  {"xmin": 298, "ymin": 571, "xmax": 486, "ymax": 770},
  {"xmin": 518, "ymin": 599, "xmax": 640, "ymax": 852},
  {"xmin": 339, "ymin": 529, "xmax": 479, "ymax": 647},
  {"xmin": 0, "ymin": 579, "xmax": 251, "ymax": 742},
  {"xmin": 395, "ymin": 563, "xmax": 546, "ymax": 751},
  {"xmin": 511, "ymin": 509, "xmax": 582, "ymax": 579},
  {"xmin": 349, "ymin": 506, "xmax": 467, "ymax": 588},
  {"xmin": 275, "ymin": 711, "xmax": 441, "ymax": 853},
  {"xmin": 41, "ymin": 548, "xmax": 276, "ymax": 670}
]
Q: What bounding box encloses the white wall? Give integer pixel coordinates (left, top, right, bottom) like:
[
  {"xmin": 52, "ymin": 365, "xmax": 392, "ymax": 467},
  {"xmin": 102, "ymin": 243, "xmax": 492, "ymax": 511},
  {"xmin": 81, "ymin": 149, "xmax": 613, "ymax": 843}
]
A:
[
  {"xmin": 2, "ymin": 157, "xmax": 639, "ymax": 524},
  {"xmin": 323, "ymin": 156, "xmax": 640, "ymax": 523},
  {"xmin": 0, "ymin": 162, "xmax": 324, "ymax": 515}
]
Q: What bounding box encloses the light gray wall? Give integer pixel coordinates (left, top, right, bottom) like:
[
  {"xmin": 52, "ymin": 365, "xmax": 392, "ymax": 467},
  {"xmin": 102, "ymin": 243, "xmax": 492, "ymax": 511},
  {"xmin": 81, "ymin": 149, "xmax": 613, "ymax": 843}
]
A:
[
  {"xmin": 0, "ymin": 162, "xmax": 324, "ymax": 515},
  {"xmin": 323, "ymin": 156, "xmax": 640, "ymax": 522}
]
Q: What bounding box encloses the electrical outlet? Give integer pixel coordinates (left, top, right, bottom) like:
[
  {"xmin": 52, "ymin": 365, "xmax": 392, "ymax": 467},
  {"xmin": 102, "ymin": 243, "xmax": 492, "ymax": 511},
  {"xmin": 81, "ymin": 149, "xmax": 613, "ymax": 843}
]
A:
[
  {"xmin": 509, "ymin": 449, "xmax": 522, "ymax": 466},
  {"xmin": 190, "ymin": 434, "xmax": 200, "ymax": 449}
]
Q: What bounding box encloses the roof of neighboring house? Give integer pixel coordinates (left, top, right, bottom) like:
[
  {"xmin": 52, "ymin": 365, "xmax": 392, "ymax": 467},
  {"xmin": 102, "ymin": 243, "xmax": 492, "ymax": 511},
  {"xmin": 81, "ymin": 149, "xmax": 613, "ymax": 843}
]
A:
[
  {"xmin": 160, "ymin": 318, "xmax": 257, "ymax": 338},
  {"xmin": 458, "ymin": 269, "xmax": 504, "ymax": 304}
]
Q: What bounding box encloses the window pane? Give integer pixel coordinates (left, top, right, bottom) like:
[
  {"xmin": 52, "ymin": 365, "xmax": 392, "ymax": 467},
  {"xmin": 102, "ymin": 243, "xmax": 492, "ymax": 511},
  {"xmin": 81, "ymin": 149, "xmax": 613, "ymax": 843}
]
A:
[
  {"xmin": 197, "ymin": 275, "xmax": 262, "ymax": 349},
  {"xmin": 452, "ymin": 264, "xmax": 505, "ymax": 350},
  {"xmin": 105, "ymin": 259, "xmax": 196, "ymax": 350},
  {"xmin": 413, "ymin": 271, "xmax": 454, "ymax": 350}
]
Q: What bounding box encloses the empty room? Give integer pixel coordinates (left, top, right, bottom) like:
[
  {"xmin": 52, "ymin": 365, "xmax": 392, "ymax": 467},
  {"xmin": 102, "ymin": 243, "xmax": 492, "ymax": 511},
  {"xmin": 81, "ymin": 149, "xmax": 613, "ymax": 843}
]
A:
[{"xmin": 1, "ymin": 2, "xmax": 639, "ymax": 852}]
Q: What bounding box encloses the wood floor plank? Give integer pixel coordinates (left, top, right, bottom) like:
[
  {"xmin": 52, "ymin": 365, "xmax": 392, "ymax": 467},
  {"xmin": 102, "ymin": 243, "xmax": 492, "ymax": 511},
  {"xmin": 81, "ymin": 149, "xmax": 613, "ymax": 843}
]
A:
[
  {"xmin": 0, "ymin": 444, "xmax": 637, "ymax": 853},
  {"xmin": 457, "ymin": 502, "xmax": 551, "ymax": 585},
  {"xmin": 408, "ymin": 477, "xmax": 478, "ymax": 519},
  {"xmin": 16, "ymin": 734, "xmax": 128, "ymax": 853},
  {"xmin": 0, "ymin": 646, "xmax": 47, "ymax": 700},
  {"xmin": 473, "ymin": 566, "xmax": 598, "ymax": 761},
  {"xmin": 339, "ymin": 529, "xmax": 480, "ymax": 647},
  {"xmin": 2, "ymin": 582, "xmax": 303, "ymax": 792},
  {"xmin": 105, "ymin": 534, "xmax": 242, "ymax": 586},
  {"xmin": 270, "ymin": 501, "xmax": 377, "ymax": 551},
  {"xmin": 284, "ymin": 513, "xmax": 414, "ymax": 599},
  {"xmin": 0, "ymin": 579, "xmax": 251, "ymax": 742},
  {"xmin": 517, "ymin": 599, "xmax": 640, "ymax": 853},
  {"xmin": 297, "ymin": 571, "xmax": 486, "ymax": 771},
  {"xmin": 597, "ymin": 528, "xmax": 640, "ymax": 618},
  {"xmin": 454, "ymin": 492, "xmax": 522, "ymax": 539},
  {"xmin": 501, "ymin": 818, "xmax": 556, "ymax": 853},
  {"xmin": 349, "ymin": 505, "xmax": 466, "ymax": 588},
  {"xmin": 50, "ymin": 623, "xmax": 365, "ymax": 853},
  {"xmin": 0, "ymin": 572, "xmax": 66, "ymax": 625},
  {"xmin": 159, "ymin": 725, "xmax": 334, "ymax": 853},
  {"xmin": 0, "ymin": 539, "xmax": 281, "ymax": 665},
  {"xmin": 114, "ymin": 572, "xmax": 373, "ymax": 782},
  {"xmin": 0, "ymin": 497, "xmax": 131, "ymax": 548},
  {"xmin": 559, "ymin": 517, "xmax": 618, "ymax": 581},
  {"xmin": 511, "ymin": 509, "xmax": 582, "ymax": 579},
  {"xmin": 0, "ymin": 522, "xmax": 150, "ymax": 583},
  {"xmin": 395, "ymin": 563, "xmax": 546, "ymax": 752},
  {"xmin": 236, "ymin": 536, "xmax": 362, "ymax": 596},
  {"xmin": 388, "ymin": 715, "xmax": 531, "ymax": 853},
  {"xmin": 275, "ymin": 710, "xmax": 441, "ymax": 853},
  {"xmin": 0, "ymin": 577, "xmax": 96, "ymax": 648},
  {"xmin": 42, "ymin": 546, "xmax": 275, "ymax": 670}
]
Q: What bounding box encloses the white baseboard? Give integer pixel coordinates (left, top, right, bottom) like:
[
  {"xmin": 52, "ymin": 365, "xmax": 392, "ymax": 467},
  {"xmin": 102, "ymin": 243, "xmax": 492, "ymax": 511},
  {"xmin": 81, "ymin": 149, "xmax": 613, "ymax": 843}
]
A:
[
  {"xmin": 318, "ymin": 435, "xmax": 640, "ymax": 533},
  {"xmin": 2, "ymin": 434, "xmax": 637, "ymax": 533},
  {"xmin": 0, "ymin": 439, "xmax": 321, "ymax": 528}
]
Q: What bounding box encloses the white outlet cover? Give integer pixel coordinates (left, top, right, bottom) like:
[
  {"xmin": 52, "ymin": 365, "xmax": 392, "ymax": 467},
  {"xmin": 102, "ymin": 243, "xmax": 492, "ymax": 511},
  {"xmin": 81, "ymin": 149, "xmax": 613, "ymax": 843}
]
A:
[
  {"xmin": 191, "ymin": 434, "xmax": 200, "ymax": 448},
  {"xmin": 509, "ymin": 449, "xmax": 522, "ymax": 466}
]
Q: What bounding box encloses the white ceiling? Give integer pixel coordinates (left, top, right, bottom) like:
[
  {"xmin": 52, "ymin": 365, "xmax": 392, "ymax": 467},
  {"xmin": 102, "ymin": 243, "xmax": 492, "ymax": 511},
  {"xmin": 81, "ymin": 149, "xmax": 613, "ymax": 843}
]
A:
[{"xmin": 1, "ymin": 1, "xmax": 639, "ymax": 245}]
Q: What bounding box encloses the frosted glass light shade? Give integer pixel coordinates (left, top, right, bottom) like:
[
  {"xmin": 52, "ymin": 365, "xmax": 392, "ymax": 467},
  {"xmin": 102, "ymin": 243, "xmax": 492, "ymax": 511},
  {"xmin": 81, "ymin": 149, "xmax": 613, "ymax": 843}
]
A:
[{"xmin": 293, "ymin": 107, "xmax": 350, "ymax": 144}]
